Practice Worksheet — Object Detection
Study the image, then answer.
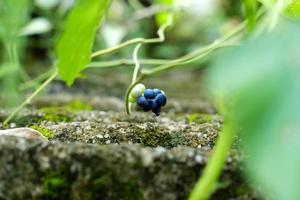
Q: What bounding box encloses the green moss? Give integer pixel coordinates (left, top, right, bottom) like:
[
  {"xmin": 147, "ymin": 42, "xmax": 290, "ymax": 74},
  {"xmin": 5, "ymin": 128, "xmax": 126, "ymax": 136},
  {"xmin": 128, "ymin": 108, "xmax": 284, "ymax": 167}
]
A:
[
  {"xmin": 90, "ymin": 175, "xmax": 111, "ymax": 196},
  {"xmin": 33, "ymin": 101, "xmax": 91, "ymax": 123},
  {"xmin": 11, "ymin": 106, "xmax": 72, "ymax": 125},
  {"xmin": 169, "ymin": 131, "xmax": 187, "ymax": 147},
  {"xmin": 187, "ymin": 113, "xmax": 212, "ymax": 124},
  {"xmin": 30, "ymin": 125, "xmax": 54, "ymax": 139},
  {"xmin": 86, "ymin": 175, "xmax": 142, "ymax": 200},
  {"xmin": 42, "ymin": 169, "xmax": 70, "ymax": 200},
  {"xmin": 123, "ymin": 180, "xmax": 142, "ymax": 200},
  {"xmin": 38, "ymin": 107, "xmax": 73, "ymax": 123},
  {"xmin": 65, "ymin": 100, "xmax": 92, "ymax": 112},
  {"xmin": 41, "ymin": 168, "xmax": 142, "ymax": 200},
  {"xmin": 139, "ymin": 131, "xmax": 161, "ymax": 147},
  {"xmin": 137, "ymin": 125, "xmax": 187, "ymax": 148}
]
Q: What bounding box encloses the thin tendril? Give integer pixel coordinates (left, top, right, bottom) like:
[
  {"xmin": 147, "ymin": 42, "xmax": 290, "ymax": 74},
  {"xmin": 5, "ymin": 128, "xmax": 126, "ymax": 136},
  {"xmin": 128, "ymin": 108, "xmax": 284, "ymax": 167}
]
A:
[
  {"xmin": 132, "ymin": 44, "xmax": 142, "ymax": 84},
  {"xmin": 125, "ymin": 17, "xmax": 173, "ymax": 114}
]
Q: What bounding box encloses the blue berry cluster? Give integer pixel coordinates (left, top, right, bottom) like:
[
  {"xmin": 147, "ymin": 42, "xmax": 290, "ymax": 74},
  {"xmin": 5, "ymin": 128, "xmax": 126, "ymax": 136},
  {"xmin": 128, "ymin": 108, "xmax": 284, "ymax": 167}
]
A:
[{"xmin": 136, "ymin": 88, "xmax": 167, "ymax": 116}]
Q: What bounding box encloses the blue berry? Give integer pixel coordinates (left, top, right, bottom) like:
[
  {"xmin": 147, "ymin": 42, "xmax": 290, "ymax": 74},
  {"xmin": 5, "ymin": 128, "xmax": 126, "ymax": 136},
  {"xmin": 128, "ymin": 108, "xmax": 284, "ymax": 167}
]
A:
[
  {"xmin": 137, "ymin": 96, "xmax": 149, "ymax": 107},
  {"xmin": 153, "ymin": 89, "xmax": 161, "ymax": 96},
  {"xmin": 144, "ymin": 89, "xmax": 156, "ymax": 99},
  {"xmin": 143, "ymin": 105, "xmax": 151, "ymax": 112},
  {"xmin": 155, "ymin": 93, "xmax": 167, "ymax": 106},
  {"xmin": 152, "ymin": 106, "xmax": 161, "ymax": 116},
  {"xmin": 149, "ymin": 100, "xmax": 158, "ymax": 110}
]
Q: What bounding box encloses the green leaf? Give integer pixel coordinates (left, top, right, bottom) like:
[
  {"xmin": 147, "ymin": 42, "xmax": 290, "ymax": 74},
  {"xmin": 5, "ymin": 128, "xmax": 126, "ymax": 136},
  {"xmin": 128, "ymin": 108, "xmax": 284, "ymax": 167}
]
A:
[
  {"xmin": 207, "ymin": 20, "xmax": 300, "ymax": 200},
  {"xmin": 56, "ymin": 0, "xmax": 111, "ymax": 86},
  {"xmin": 257, "ymin": 0, "xmax": 276, "ymax": 8},
  {"xmin": 284, "ymin": 0, "xmax": 300, "ymax": 19},
  {"xmin": 0, "ymin": 0, "xmax": 30, "ymax": 42},
  {"xmin": 0, "ymin": 0, "xmax": 30, "ymax": 108},
  {"xmin": 154, "ymin": 0, "xmax": 174, "ymax": 26},
  {"xmin": 243, "ymin": 0, "xmax": 257, "ymax": 31}
]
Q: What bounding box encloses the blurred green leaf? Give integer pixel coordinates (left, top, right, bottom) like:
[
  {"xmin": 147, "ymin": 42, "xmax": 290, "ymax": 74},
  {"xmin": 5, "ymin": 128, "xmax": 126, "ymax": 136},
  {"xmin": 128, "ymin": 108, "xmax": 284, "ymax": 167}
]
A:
[
  {"xmin": 34, "ymin": 0, "xmax": 59, "ymax": 10},
  {"xmin": 0, "ymin": 0, "xmax": 30, "ymax": 108},
  {"xmin": 20, "ymin": 17, "xmax": 52, "ymax": 36},
  {"xmin": 257, "ymin": 0, "xmax": 276, "ymax": 8},
  {"xmin": 243, "ymin": 0, "xmax": 257, "ymax": 31},
  {"xmin": 56, "ymin": 0, "xmax": 111, "ymax": 86},
  {"xmin": 284, "ymin": 0, "xmax": 300, "ymax": 19},
  {"xmin": 154, "ymin": 0, "xmax": 174, "ymax": 26},
  {"xmin": 0, "ymin": 0, "xmax": 30, "ymax": 42},
  {"xmin": 0, "ymin": 63, "xmax": 18, "ymax": 77},
  {"xmin": 207, "ymin": 20, "xmax": 300, "ymax": 200}
]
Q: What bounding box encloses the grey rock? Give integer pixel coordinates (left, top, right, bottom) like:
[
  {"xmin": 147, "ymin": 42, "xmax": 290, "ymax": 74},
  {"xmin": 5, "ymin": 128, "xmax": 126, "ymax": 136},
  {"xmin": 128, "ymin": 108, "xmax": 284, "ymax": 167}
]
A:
[
  {"xmin": 0, "ymin": 128, "xmax": 48, "ymax": 141},
  {"xmin": 0, "ymin": 137, "xmax": 253, "ymax": 200}
]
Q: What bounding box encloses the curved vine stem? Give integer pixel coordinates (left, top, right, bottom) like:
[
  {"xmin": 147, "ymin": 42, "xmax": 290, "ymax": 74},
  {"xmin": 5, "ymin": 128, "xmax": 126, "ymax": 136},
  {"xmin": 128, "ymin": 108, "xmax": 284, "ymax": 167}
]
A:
[
  {"xmin": 91, "ymin": 17, "xmax": 172, "ymax": 58},
  {"xmin": 142, "ymin": 39, "xmax": 240, "ymax": 76},
  {"xmin": 124, "ymin": 20, "xmax": 245, "ymax": 114},
  {"xmin": 87, "ymin": 59, "xmax": 171, "ymax": 68},
  {"xmin": 124, "ymin": 8, "xmax": 266, "ymax": 115},
  {"xmin": 125, "ymin": 17, "xmax": 173, "ymax": 114},
  {"xmin": 132, "ymin": 43, "xmax": 143, "ymax": 84},
  {"xmin": 127, "ymin": 43, "xmax": 143, "ymax": 113}
]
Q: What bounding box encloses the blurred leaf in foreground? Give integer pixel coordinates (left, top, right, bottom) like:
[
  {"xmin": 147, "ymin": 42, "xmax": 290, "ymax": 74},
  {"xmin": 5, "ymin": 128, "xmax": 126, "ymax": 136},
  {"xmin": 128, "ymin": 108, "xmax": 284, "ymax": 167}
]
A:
[
  {"xmin": 56, "ymin": 0, "xmax": 111, "ymax": 86},
  {"xmin": 284, "ymin": 0, "xmax": 300, "ymax": 19},
  {"xmin": 207, "ymin": 20, "xmax": 300, "ymax": 200},
  {"xmin": 257, "ymin": 0, "xmax": 276, "ymax": 8}
]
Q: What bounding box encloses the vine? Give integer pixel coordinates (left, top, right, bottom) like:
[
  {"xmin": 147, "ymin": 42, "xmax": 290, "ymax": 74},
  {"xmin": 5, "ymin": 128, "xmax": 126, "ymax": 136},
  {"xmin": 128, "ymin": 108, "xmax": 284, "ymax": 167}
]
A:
[{"xmin": 3, "ymin": 17, "xmax": 242, "ymax": 125}]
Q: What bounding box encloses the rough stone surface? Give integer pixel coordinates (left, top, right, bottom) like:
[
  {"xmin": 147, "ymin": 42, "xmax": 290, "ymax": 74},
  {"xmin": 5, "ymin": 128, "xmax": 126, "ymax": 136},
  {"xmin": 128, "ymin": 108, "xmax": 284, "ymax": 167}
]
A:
[
  {"xmin": 0, "ymin": 137, "xmax": 254, "ymax": 200},
  {"xmin": 42, "ymin": 111, "xmax": 221, "ymax": 149},
  {"xmin": 0, "ymin": 72, "xmax": 258, "ymax": 199},
  {"xmin": 0, "ymin": 128, "xmax": 48, "ymax": 141}
]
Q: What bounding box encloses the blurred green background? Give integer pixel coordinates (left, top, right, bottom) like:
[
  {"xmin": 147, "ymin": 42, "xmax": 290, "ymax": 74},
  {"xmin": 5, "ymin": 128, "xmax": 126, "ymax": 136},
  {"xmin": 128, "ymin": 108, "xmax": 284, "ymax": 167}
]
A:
[{"xmin": 0, "ymin": 0, "xmax": 243, "ymax": 108}]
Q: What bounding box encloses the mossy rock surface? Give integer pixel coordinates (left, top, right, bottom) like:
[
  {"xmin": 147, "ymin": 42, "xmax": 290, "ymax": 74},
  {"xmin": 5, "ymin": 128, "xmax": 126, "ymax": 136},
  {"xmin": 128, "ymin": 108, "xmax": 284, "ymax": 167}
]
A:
[
  {"xmin": 0, "ymin": 110, "xmax": 256, "ymax": 200},
  {"xmin": 0, "ymin": 72, "xmax": 257, "ymax": 199},
  {"xmin": 0, "ymin": 137, "xmax": 254, "ymax": 200}
]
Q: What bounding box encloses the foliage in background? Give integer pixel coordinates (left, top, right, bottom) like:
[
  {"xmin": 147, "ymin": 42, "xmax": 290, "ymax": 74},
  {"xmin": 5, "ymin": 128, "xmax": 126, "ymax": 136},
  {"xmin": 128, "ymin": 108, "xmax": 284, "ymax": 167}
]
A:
[
  {"xmin": 56, "ymin": 0, "xmax": 111, "ymax": 86},
  {"xmin": 2, "ymin": 1, "xmax": 300, "ymax": 199},
  {"xmin": 154, "ymin": 0, "xmax": 174, "ymax": 26},
  {"xmin": 0, "ymin": 0, "xmax": 31, "ymax": 107},
  {"xmin": 207, "ymin": 19, "xmax": 300, "ymax": 200}
]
